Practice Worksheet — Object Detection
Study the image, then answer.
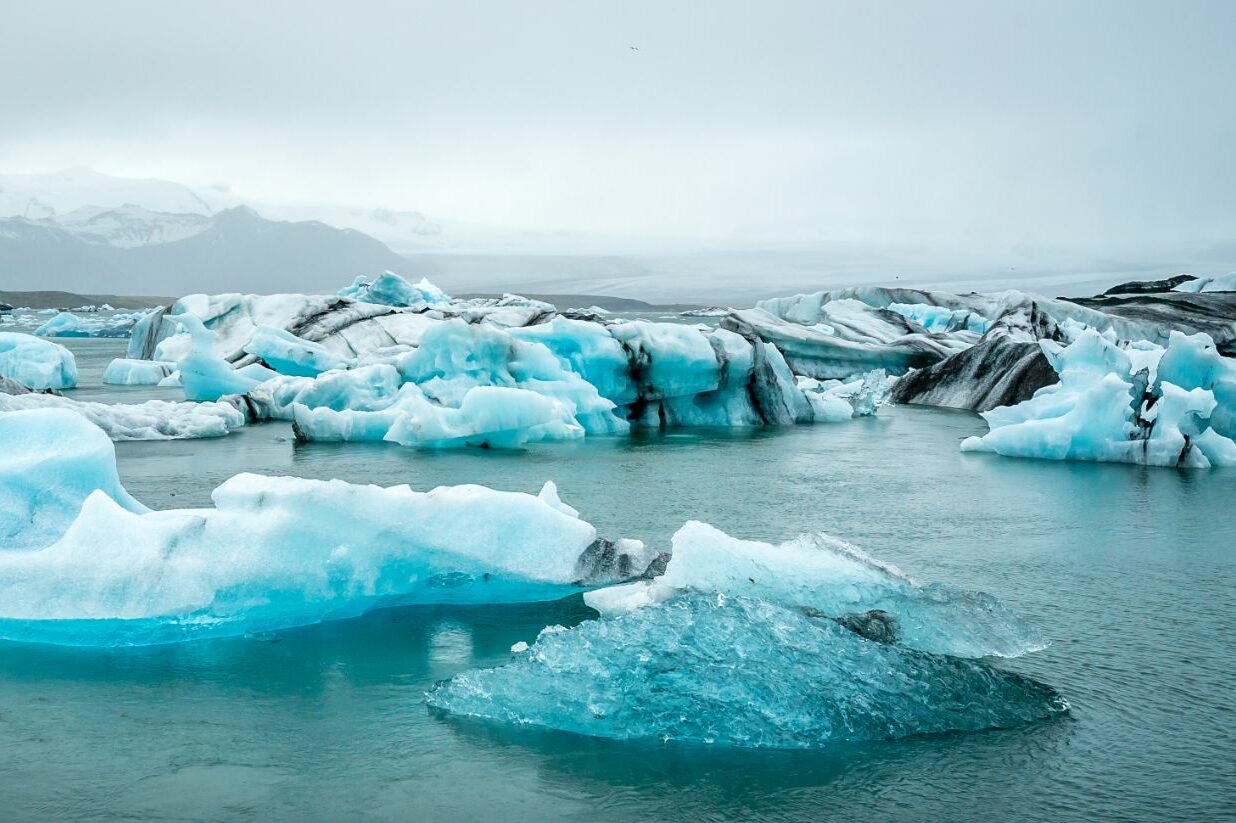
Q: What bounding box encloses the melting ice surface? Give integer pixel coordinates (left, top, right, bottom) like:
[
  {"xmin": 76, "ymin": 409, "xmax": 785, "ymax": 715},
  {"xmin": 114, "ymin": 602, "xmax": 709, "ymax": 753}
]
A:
[
  {"xmin": 426, "ymin": 594, "xmax": 1067, "ymax": 749},
  {"xmin": 0, "ymin": 409, "xmax": 658, "ymax": 646}
]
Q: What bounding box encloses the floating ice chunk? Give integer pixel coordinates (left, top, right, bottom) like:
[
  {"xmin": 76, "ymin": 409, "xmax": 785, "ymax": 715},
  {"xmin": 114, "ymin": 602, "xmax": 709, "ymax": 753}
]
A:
[
  {"xmin": 0, "ymin": 409, "xmax": 146, "ymax": 549},
  {"xmin": 102, "ymin": 358, "xmax": 176, "ymax": 386},
  {"xmin": 797, "ymin": 369, "xmax": 890, "ymax": 422},
  {"xmin": 0, "ymin": 416, "xmax": 653, "ymax": 644},
  {"xmin": 242, "ymin": 325, "xmax": 354, "ymax": 377},
  {"xmin": 295, "ymin": 384, "xmax": 585, "ymax": 449},
  {"xmin": 962, "ymin": 329, "xmax": 1236, "ymax": 467},
  {"xmin": 35, "ymin": 310, "xmax": 150, "ymax": 339},
  {"xmin": 0, "ymin": 332, "xmax": 78, "ymax": 390},
  {"xmin": 427, "ymin": 593, "xmax": 1067, "ymax": 748},
  {"xmin": 0, "ymin": 392, "xmax": 246, "ymax": 441},
  {"xmin": 586, "ymin": 521, "xmax": 1043, "ymax": 658}
]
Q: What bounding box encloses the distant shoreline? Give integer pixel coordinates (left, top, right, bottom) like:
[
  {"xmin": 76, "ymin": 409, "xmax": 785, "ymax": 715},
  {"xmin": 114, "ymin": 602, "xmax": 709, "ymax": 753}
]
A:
[
  {"xmin": 0, "ymin": 288, "xmax": 701, "ymax": 313},
  {"xmin": 0, "ymin": 290, "xmax": 172, "ymax": 310}
]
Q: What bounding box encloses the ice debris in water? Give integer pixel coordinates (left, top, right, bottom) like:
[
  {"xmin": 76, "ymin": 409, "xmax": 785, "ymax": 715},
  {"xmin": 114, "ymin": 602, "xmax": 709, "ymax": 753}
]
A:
[
  {"xmin": 584, "ymin": 521, "xmax": 1045, "ymax": 658},
  {"xmin": 426, "ymin": 593, "xmax": 1067, "ymax": 748},
  {"xmin": 0, "ymin": 392, "xmax": 245, "ymax": 441},
  {"xmin": 0, "ymin": 409, "xmax": 655, "ymax": 646},
  {"xmin": 0, "ymin": 332, "xmax": 78, "ymax": 390},
  {"xmin": 962, "ymin": 328, "xmax": 1236, "ymax": 467},
  {"xmin": 34, "ymin": 309, "xmax": 152, "ymax": 339}
]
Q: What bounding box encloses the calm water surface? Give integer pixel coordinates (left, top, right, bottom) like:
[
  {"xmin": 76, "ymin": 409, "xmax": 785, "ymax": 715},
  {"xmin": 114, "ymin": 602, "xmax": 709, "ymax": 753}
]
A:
[{"xmin": 1, "ymin": 338, "xmax": 1234, "ymax": 821}]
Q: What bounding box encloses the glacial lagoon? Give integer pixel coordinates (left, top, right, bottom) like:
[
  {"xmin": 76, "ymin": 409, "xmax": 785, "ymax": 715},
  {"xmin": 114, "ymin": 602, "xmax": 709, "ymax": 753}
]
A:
[{"xmin": 1, "ymin": 336, "xmax": 1233, "ymax": 820}]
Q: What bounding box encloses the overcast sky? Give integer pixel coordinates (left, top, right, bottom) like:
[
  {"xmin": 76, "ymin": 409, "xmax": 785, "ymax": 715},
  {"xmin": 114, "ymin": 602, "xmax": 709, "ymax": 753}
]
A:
[{"xmin": 4, "ymin": 0, "xmax": 1235, "ymax": 262}]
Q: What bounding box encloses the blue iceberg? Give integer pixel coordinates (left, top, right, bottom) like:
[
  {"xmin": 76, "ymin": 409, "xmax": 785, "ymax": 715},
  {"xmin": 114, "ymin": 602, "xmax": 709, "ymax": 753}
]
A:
[
  {"xmin": 0, "ymin": 409, "xmax": 657, "ymax": 646},
  {"xmin": 35, "ymin": 310, "xmax": 152, "ymax": 339},
  {"xmin": 0, "ymin": 332, "xmax": 78, "ymax": 390},
  {"xmin": 426, "ymin": 593, "xmax": 1067, "ymax": 748}
]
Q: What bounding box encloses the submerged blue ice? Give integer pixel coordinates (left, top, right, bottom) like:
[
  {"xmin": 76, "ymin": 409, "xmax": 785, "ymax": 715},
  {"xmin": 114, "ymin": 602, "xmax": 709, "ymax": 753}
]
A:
[{"xmin": 426, "ymin": 593, "xmax": 1067, "ymax": 748}]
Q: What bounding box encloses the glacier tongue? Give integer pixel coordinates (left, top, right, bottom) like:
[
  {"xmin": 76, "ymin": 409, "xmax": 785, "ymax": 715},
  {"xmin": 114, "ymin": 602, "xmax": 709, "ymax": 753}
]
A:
[{"xmin": 426, "ymin": 593, "xmax": 1067, "ymax": 748}]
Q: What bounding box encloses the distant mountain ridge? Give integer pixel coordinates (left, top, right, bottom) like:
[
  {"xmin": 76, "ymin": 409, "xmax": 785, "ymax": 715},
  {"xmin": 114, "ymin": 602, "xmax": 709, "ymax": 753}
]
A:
[{"xmin": 0, "ymin": 205, "xmax": 410, "ymax": 295}]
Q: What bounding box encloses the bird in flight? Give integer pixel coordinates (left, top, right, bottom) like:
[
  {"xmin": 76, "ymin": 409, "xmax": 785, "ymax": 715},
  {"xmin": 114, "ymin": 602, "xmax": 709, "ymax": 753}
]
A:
[{"xmin": 629, "ymin": 45, "xmax": 639, "ymax": 51}]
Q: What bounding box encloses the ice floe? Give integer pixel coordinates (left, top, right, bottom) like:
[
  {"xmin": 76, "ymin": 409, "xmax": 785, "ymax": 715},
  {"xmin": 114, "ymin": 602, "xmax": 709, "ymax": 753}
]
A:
[
  {"xmin": 0, "ymin": 408, "xmax": 655, "ymax": 645},
  {"xmin": 34, "ymin": 309, "xmax": 151, "ymax": 338},
  {"xmin": 0, "ymin": 332, "xmax": 78, "ymax": 390},
  {"xmin": 102, "ymin": 358, "xmax": 176, "ymax": 386}
]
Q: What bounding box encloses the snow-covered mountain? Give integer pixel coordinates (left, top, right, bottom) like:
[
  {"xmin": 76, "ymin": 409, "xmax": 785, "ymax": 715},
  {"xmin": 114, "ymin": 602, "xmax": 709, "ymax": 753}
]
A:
[{"xmin": 0, "ymin": 169, "xmax": 215, "ymax": 220}]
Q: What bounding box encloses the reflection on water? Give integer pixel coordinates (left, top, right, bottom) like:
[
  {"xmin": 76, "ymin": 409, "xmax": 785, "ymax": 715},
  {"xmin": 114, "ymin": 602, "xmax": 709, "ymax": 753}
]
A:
[{"xmin": 0, "ymin": 337, "xmax": 1233, "ymax": 820}]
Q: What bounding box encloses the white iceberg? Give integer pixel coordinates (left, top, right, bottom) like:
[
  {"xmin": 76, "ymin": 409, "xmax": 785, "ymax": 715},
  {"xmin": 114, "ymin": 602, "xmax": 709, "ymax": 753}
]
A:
[
  {"xmin": 0, "ymin": 392, "xmax": 246, "ymax": 441},
  {"xmin": 102, "ymin": 358, "xmax": 176, "ymax": 386},
  {"xmin": 0, "ymin": 409, "xmax": 146, "ymax": 549},
  {"xmin": 0, "ymin": 408, "xmax": 654, "ymax": 646},
  {"xmin": 961, "ymin": 329, "xmax": 1236, "ymax": 468},
  {"xmin": 584, "ymin": 520, "xmax": 1044, "ymax": 659},
  {"xmin": 0, "ymin": 332, "xmax": 78, "ymax": 390}
]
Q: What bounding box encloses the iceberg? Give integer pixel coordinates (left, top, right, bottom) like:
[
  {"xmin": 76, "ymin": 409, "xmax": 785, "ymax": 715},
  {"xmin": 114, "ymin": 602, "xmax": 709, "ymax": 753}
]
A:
[
  {"xmin": 0, "ymin": 408, "xmax": 656, "ymax": 645},
  {"xmin": 0, "ymin": 392, "xmax": 246, "ymax": 441},
  {"xmin": 890, "ymin": 303, "xmax": 1061, "ymax": 412},
  {"xmin": 0, "ymin": 409, "xmax": 146, "ymax": 550},
  {"xmin": 722, "ymin": 305, "xmax": 970, "ymax": 380},
  {"xmin": 426, "ymin": 593, "xmax": 1066, "ymax": 748},
  {"xmin": 34, "ymin": 310, "xmax": 151, "ymax": 339},
  {"xmin": 102, "ymin": 358, "xmax": 176, "ymax": 386},
  {"xmin": 583, "ymin": 521, "xmax": 1044, "ymax": 658},
  {"xmin": 961, "ymin": 329, "xmax": 1236, "ymax": 467},
  {"xmin": 339, "ymin": 271, "xmax": 453, "ymax": 308},
  {"xmin": 0, "ymin": 332, "xmax": 78, "ymax": 390}
]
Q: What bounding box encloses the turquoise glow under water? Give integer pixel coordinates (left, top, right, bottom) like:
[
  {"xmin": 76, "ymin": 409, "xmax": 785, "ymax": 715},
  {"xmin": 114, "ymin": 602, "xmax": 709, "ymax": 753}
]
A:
[{"xmin": 1, "ymin": 338, "xmax": 1234, "ymax": 820}]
